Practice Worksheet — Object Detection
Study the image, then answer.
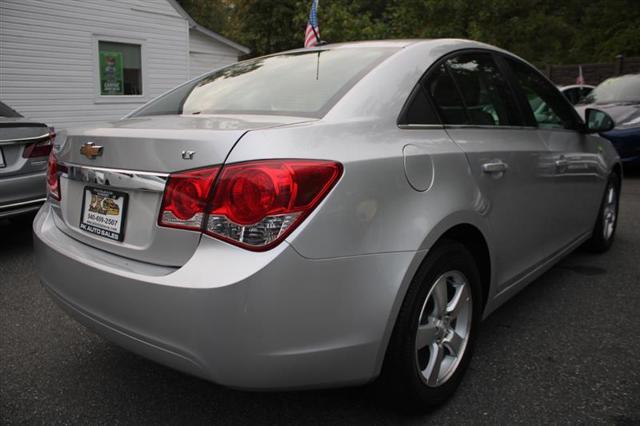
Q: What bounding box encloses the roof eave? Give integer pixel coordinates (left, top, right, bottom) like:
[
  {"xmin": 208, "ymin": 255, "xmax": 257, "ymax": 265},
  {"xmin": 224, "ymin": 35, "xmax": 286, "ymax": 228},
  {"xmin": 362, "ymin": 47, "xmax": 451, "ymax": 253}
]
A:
[
  {"xmin": 189, "ymin": 23, "xmax": 250, "ymax": 55},
  {"xmin": 166, "ymin": 0, "xmax": 250, "ymax": 55}
]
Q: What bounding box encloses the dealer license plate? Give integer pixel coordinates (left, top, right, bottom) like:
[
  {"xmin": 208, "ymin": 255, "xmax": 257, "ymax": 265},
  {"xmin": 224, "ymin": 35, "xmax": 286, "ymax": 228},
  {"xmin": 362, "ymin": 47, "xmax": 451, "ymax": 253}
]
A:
[{"xmin": 79, "ymin": 187, "xmax": 128, "ymax": 241}]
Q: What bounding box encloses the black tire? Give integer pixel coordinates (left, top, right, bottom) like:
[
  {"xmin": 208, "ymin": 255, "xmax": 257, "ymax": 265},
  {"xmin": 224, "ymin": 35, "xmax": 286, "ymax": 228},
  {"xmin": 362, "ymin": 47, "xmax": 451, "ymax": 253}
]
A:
[
  {"xmin": 380, "ymin": 239, "xmax": 482, "ymax": 411},
  {"xmin": 584, "ymin": 171, "xmax": 620, "ymax": 253}
]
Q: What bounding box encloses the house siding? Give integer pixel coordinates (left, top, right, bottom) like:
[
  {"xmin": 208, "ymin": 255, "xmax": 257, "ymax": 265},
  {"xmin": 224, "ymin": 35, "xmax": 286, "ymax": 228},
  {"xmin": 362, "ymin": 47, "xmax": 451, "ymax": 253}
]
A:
[
  {"xmin": 0, "ymin": 0, "xmax": 241, "ymax": 129},
  {"xmin": 189, "ymin": 30, "xmax": 239, "ymax": 79}
]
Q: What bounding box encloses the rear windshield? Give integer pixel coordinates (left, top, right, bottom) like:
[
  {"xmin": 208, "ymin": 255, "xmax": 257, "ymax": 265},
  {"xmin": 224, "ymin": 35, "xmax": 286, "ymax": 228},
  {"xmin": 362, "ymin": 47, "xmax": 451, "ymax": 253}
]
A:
[
  {"xmin": 131, "ymin": 47, "xmax": 397, "ymax": 118},
  {"xmin": 0, "ymin": 102, "xmax": 22, "ymax": 118}
]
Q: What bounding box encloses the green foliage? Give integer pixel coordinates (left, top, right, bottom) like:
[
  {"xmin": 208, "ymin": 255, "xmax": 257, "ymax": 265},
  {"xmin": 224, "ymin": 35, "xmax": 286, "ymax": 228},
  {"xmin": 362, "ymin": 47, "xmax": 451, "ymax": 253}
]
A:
[{"xmin": 178, "ymin": 0, "xmax": 640, "ymax": 64}]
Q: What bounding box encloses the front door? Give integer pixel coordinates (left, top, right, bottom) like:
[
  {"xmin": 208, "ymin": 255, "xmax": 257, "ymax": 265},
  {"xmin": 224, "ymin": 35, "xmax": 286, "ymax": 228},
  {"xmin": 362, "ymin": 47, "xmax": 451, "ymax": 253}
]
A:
[{"xmin": 504, "ymin": 56, "xmax": 606, "ymax": 247}]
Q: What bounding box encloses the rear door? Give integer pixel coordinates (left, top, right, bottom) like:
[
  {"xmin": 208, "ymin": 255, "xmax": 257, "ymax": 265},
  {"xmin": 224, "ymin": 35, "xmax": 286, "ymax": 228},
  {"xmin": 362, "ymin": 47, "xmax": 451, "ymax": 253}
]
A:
[
  {"xmin": 503, "ymin": 56, "xmax": 605, "ymax": 247},
  {"xmin": 425, "ymin": 51, "xmax": 556, "ymax": 289}
]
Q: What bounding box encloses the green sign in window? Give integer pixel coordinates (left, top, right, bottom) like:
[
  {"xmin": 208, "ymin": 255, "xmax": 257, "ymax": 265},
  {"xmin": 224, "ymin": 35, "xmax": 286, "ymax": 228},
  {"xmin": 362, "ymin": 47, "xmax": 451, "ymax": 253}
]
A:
[{"xmin": 99, "ymin": 51, "xmax": 124, "ymax": 95}]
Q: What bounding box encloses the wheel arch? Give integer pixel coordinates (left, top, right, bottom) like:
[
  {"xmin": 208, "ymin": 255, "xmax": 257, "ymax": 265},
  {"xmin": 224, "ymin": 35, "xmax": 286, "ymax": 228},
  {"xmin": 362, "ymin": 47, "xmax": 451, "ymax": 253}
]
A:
[
  {"xmin": 374, "ymin": 217, "xmax": 493, "ymax": 378},
  {"xmin": 436, "ymin": 224, "xmax": 491, "ymax": 310},
  {"xmin": 611, "ymin": 162, "xmax": 623, "ymax": 184}
]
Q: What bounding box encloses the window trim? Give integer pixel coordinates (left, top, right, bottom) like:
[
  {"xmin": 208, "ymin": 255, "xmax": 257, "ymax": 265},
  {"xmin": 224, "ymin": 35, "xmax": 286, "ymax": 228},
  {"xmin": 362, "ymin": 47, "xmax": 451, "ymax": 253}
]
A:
[
  {"xmin": 398, "ymin": 48, "xmax": 541, "ymax": 130},
  {"xmin": 397, "ymin": 123, "xmax": 444, "ymax": 130},
  {"xmin": 92, "ymin": 34, "xmax": 148, "ymax": 104}
]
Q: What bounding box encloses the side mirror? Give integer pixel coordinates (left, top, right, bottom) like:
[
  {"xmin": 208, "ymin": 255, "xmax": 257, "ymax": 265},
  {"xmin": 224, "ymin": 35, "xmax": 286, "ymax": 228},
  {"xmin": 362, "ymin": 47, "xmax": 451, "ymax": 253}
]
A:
[{"xmin": 583, "ymin": 108, "xmax": 615, "ymax": 133}]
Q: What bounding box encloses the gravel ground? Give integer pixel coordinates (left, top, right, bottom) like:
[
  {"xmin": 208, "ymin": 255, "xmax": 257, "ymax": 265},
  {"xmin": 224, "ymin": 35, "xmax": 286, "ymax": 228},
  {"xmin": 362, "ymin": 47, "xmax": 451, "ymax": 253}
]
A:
[{"xmin": 1, "ymin": 175, "xmax": 639, "ymax": 425}]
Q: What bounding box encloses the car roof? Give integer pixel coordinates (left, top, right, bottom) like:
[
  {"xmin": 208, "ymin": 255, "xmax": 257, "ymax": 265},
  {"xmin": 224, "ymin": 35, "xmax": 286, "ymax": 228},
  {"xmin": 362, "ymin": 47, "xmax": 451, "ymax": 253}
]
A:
[{"xmin": 281, "ymin": 38, "xmax": 505, "ymax": 55}]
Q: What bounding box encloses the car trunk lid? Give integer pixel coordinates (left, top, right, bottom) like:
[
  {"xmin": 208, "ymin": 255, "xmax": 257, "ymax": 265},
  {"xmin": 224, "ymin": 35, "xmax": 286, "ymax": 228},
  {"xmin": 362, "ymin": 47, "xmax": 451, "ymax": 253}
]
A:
[
  {"xmin": 0, "ymin": 120, "xmax": 50, "ymax": 177},
  {"xmin": 52, "ymin": 114, "xmax": 311, "ymax": 266}
]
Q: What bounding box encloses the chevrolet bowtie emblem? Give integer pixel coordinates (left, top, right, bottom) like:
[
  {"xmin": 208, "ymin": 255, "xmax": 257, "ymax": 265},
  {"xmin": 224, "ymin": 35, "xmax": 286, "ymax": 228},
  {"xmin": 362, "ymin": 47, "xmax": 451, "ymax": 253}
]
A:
[{"xmin": 80, "ymin": 142, "xmax": 103, "ymax": 159}]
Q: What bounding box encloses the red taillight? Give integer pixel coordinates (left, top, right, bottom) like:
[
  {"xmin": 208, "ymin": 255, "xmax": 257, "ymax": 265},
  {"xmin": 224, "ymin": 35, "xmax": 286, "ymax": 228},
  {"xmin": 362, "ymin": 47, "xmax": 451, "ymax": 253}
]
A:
[
  {"xmin": 23, "ymin": 127, "xmax": 55, "ymax": 158},
  {"xmin": 47, "ymin": 152, "xmax": 60, "ymax": 200},
  {"xmin": 157, "ymin": 160, "xmax": 342, "ymax": 250},
  {"xmin": 158, "ymin": 166, "xmax": 220, "ymax": 231},
  {"xmin": 206, "ymin": 160, "xmax": 342, "ymax": 250}
]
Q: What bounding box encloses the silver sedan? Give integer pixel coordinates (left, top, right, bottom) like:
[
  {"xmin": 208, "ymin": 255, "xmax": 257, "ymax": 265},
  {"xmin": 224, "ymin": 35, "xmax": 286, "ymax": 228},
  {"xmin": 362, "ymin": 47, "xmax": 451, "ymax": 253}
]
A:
[
  {"xmin": 33, "ymin": 39, "xmax": 621, "ymax": 408},
  {"xmin": 0, "ymin": 102, "xmax": 54, "ymax": 219}
]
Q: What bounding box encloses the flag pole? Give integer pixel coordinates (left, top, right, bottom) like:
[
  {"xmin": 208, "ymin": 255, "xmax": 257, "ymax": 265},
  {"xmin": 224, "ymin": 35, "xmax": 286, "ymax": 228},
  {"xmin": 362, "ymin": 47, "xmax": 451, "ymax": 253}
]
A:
[
  {"xmin": 313, "ymin": 0, "xmax": 320, "ymax": 80},
  {"xmin": 311, "ymin": 26, "xmax": 321, "ymax": 45},
  {"xmin": 311, "ymin": 0, "xmax": 320, "ymax": 44}
]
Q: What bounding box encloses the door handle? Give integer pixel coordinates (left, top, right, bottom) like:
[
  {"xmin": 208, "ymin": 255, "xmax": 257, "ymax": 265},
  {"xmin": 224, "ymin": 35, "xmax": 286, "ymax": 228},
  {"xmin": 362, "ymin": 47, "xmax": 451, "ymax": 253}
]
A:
[
  {"xmin": 555, "ymin": 159, "xmax": 569, "ymax": 169},
  {"xmin": 482, "ymin": 161, "xmax": 508, "ymax": 174}
]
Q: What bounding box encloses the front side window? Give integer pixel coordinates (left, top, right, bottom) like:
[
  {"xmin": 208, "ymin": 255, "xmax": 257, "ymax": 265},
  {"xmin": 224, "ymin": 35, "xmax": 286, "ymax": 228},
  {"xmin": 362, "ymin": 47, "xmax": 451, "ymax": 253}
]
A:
[
  {"xmin": 445, "ymin": 53, "xmax": 522, "ymax": 126},
  {"xmin": 98, "ymin": 41, "xmax": 142, "ymax": 96},
  {"xmin": 134, "ymin": 48, "xmax": 396, "ymax": 118},
  {"xmin": 506, "ymin": 58, "xmax": 579, "ymax": 130}
]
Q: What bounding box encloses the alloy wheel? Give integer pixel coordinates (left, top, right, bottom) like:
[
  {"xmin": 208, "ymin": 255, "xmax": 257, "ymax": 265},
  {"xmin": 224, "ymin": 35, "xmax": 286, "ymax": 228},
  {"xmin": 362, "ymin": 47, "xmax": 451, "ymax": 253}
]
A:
[
  {"xmin": 602, "ymin": 183, "xmax": 617, "ymax": 241},
  {"xmin": 415, "ymin": 270, "xmax": 473, "ymax": 387}
]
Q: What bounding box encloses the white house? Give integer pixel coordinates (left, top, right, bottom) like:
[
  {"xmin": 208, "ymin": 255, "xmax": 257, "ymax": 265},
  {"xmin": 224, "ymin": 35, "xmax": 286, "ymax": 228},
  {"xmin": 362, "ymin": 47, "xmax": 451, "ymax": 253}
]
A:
[{"xmin": 0, "ymin": 0, "xmax": 249, "ymax": 129}]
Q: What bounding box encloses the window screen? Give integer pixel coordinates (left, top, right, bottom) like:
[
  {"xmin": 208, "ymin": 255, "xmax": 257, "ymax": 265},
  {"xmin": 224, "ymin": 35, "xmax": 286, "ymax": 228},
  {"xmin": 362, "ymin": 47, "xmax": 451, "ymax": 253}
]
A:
[{"xmin": 98, "ymin": 41, "xmax": 142, "ymax": 96}]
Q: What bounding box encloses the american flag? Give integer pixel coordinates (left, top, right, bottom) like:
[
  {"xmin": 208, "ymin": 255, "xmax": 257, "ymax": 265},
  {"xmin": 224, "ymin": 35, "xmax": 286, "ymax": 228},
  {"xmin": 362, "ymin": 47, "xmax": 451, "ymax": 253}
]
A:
[
  {"xmin": 576, "ymin": 65, "xmax": 585, "ymax": 85},
  {"xmin": 304, "ymin": 0, "xmax": 320, "ymax": 48}
]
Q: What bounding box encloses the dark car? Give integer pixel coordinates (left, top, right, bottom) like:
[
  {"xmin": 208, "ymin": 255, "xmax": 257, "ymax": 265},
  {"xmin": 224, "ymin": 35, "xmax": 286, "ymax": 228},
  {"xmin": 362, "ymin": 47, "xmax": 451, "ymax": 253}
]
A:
[
  {"xmin": 577, "ymin": 74, "xmax": 640, "ymax": 166},
  {"xmin": 0, "ymin": 101, "xmax": 55, "ymax": 219}
]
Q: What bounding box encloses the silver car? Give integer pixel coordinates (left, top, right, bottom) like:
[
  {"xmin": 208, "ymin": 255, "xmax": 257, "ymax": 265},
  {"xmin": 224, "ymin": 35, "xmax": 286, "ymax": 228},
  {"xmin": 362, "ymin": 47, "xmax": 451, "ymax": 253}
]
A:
[
  {"xmin": 33, "ymin": 39, "xmax": 620, "ymax": 408},
  {"xmin": 0, "ymin": 102, "xmax": 54, "ymax": 219}
]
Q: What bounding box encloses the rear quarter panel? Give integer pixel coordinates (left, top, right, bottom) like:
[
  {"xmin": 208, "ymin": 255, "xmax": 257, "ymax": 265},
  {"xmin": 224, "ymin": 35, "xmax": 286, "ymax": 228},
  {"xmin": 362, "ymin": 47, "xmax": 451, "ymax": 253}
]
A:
[
  {"xmin": 226, "ymin": 121, "xmax": 491, "ymax": 260},
  {"xmin": 226, "ymin": 39, "xmax": 495, "ymax": 260}
]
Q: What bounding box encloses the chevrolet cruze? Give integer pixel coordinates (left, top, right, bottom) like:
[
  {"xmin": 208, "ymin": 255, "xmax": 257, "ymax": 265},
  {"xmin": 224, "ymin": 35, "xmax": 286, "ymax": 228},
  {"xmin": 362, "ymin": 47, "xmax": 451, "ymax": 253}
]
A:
[{"xmin": 34, "ymin": 39, "xmax": 621, "ymax": 408}]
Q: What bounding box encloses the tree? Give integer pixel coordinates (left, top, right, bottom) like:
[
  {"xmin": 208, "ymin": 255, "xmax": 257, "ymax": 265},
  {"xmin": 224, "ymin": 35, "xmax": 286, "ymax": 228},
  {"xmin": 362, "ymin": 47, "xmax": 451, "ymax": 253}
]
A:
[{"xmin": 179, "ymin": 0, "xmax": 640, "ymax": 64}]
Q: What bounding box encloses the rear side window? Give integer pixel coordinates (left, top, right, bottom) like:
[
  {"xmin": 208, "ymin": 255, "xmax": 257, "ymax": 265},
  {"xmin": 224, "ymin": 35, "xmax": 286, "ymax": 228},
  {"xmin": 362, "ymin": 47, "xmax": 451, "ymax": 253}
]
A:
[
  {"xmin": 506, "ymin": 58, "xmax": 580, "ymax": 130},
  {"xmin": 444, "ymin": 53, "xmax": 522, "ymax": 126},
  {"xmin": 132, "ymin": 48, "xmax": 397, "ymax": 118},
  {"xmin": 425, "ymin": 64, "xmax": 467, "ymax": 125},
  {"xmin": 400, "ymin": 86, "xmax": 440, "ymax": 125}
]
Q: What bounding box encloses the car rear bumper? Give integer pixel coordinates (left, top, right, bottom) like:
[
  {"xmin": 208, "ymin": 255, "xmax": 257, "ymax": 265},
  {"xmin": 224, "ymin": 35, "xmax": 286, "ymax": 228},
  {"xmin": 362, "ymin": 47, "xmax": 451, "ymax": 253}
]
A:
[
  {"xmin": 33, "ymin": 203, "xmax": 420, "ymax": 390},
  {"xmin": 0, "ymin": 171, "xmax": 46, "ymax": 218},
  {"xmin": 0, "ymin": 197, "xmax": 46, "ymax": 219}
]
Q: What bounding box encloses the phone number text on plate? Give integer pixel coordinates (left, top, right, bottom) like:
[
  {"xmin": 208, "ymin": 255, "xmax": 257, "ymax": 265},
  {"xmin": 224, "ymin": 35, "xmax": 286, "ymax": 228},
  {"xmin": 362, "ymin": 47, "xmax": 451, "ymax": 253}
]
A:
[{"xmin": 86, "ymin": 212, "xmax": 119, "ymax": 227}]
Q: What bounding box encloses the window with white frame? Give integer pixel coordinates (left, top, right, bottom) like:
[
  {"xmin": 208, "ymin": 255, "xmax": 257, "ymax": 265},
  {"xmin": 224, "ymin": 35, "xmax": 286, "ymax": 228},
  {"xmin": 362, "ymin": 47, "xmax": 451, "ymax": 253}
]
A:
[{"xmin": 98, "ymin": 41, "xmax": 142, "ymax": 96}]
